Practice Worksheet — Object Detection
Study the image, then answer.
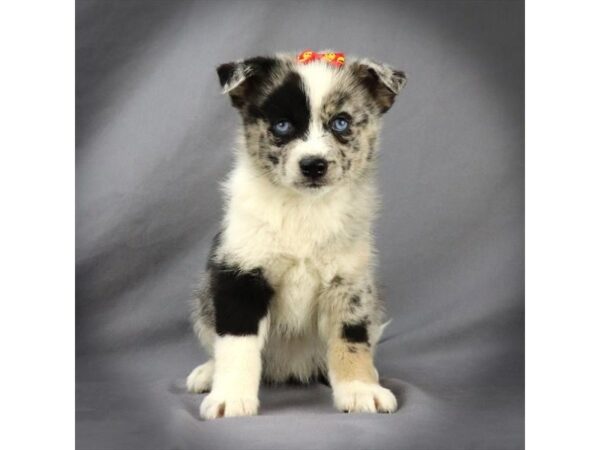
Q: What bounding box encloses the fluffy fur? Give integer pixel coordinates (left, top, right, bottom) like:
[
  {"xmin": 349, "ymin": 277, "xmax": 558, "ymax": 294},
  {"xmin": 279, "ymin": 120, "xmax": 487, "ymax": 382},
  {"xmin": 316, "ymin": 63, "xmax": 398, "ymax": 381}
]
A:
[{"xmin": 188, "ymin": 51, "xmax": 406, "ymax": 419}]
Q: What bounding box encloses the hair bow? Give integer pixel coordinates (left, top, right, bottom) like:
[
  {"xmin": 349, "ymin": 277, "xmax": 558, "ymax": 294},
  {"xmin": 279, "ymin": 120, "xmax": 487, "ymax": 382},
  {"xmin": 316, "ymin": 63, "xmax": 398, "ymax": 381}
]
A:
[{"xmin": 297, "ymin": 49, "xmax": 345, "ymax": 67}]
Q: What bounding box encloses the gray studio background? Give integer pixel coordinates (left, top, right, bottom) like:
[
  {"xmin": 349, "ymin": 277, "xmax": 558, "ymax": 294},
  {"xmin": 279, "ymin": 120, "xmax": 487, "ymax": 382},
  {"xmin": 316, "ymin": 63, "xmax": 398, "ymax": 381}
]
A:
[{"xmin": 76, "ymin": 1, "xmax": 524, "ymax": 449}]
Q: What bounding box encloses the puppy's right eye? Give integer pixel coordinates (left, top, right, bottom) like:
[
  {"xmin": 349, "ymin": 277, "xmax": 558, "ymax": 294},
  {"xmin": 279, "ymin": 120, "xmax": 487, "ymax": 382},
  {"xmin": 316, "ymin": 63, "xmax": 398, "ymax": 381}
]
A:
[{"xmin": 272, "ymin": 120, "xmax": 294, "ymax": 137}]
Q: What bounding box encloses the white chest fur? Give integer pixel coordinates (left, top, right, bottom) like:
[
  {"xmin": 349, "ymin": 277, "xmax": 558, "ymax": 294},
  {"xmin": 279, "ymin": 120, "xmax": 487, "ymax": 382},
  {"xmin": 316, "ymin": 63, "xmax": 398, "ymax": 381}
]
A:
[{"xmin": 270, "ymin": 258, "xmax": 320, "ymax": 335}]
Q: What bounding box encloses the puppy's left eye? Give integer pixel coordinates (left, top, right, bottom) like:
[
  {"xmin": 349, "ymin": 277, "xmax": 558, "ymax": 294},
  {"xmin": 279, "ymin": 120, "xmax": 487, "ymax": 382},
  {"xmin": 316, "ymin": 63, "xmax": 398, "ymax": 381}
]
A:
[{"xmin": 330, "ymin": 117, "xmax": 350, "ymax": 133}]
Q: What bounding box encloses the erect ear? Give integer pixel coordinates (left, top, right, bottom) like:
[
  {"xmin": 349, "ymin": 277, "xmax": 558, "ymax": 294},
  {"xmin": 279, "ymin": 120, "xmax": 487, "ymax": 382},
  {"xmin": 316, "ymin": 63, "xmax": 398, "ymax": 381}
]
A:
[
  {"xmin": 351, "ymin": 59, "xmax": 407, "ymax": 114},
  {"xmin": 216, "ymin": 56, "xmax": 277, "ymax": 109}
]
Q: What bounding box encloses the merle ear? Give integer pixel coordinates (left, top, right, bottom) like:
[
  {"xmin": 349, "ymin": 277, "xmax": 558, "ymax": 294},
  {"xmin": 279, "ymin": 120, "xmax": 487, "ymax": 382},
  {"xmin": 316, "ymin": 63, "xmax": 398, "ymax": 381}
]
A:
[
  {"xmin": 351, "ymin": 59, "xmax": 407, "ymax": 114},
  {"xmin": 216, "ymin": 56, "xmax": 277, "ymax": 109}
]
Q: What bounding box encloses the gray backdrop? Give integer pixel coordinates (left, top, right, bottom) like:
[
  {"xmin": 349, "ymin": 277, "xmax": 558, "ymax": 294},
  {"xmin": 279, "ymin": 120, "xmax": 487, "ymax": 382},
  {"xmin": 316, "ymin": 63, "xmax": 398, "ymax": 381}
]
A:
[{"xmin": 76, "ymin": 1, "xmax": 524, "ymax": 449}]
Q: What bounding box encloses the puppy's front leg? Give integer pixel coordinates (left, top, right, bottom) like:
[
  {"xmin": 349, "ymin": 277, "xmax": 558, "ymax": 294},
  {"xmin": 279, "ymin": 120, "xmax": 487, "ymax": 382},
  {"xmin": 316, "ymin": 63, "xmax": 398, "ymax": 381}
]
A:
[
  {"xmin": 323, "ymin": 277, "xmax": 398, "ymax": 414},
  {"xmin": 328, "ymin": 321, "xmax": 397, "ymax": 413},
  {"xmin": 201, "ymin": 326, "xmax": 266, "ymax": 419},
  {"xmin": 200, "ymin": 265, "xmax": 273, "ymax": 419}
]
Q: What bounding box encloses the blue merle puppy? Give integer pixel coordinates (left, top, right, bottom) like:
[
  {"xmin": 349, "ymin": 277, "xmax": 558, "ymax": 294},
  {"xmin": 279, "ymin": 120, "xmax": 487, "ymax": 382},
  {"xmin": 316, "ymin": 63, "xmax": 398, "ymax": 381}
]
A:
[{"xmin": 186, "ymin": 50, "xmax": 406, "ymax": 419}]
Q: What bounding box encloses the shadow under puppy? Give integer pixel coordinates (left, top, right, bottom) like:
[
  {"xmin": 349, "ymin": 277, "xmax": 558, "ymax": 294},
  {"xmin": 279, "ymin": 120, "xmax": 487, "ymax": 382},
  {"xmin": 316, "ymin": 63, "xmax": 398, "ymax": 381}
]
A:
[{"xmin": 187, "ymin": 50, "xmax": 406, "ymax": 419}]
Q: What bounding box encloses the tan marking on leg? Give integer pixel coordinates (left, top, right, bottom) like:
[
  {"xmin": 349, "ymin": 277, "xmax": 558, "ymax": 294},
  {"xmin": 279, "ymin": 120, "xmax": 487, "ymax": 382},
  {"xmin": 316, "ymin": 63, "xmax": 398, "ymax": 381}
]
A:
[{"xmin": 328, "ymin": 337, "xmax": 378, "ymax": 384}]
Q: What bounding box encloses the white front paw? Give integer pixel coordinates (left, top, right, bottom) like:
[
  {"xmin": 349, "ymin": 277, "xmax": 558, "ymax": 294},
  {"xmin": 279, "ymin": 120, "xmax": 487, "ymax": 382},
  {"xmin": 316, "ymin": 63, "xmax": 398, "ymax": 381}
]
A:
[
  {"xmin": 333, "ymin": 380, "xmax": 398, "ymax": 413},
  {"xmin": 200, "ymin": 392, "xmax": 259, "ymax": 419}
]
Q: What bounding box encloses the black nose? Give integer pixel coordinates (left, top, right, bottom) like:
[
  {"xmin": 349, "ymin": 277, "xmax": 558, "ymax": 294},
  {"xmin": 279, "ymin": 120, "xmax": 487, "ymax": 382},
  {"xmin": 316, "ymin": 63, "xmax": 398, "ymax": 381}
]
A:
[{"xmin": 299, "ymin": 157, "xmax": 328, "ymax": 179}]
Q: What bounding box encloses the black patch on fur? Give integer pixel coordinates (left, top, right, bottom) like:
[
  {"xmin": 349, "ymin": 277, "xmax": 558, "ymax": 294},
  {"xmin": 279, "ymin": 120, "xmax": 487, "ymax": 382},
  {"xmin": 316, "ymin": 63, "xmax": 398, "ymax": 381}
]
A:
[
  {"xmin": 318, "ymin": 371, "xmax": 330, "ymax": 387},
  {"xmin": 365, "ymin": 68, "xmax": 394, "ymax": 113},
  {"xmin": 331, "ymin": 275, "xmax": 344, "ymax": 286},
  {"xmin": 350, "ymin": 294, "xmax": 361, "ymax": 306},
  {"xmin": 216, "ymin": 63, "xmax": 236, "ymax": 87},
  {"xmin": 347, "ymin": 345, "xmax": 358, "ymax": 354},
  {"xmin": 209, "ymin": 263, "xmax": 274, "ymax": 336},
  {"xmin": 341, "ymin": 321, "xmax": 369, "ymax": 344},
  {"xmin": 263, "ymin": 372, "xmax": 329, "ymax": 387},
  {"xmin": 352, "ymin": 64, "xmax": 404, "ymax": 114},
  {"xmin": 217, "ymin": 57, "xmax": 279, "ymax": 108},
  {"xmin": 267, "ymin": 154, "xmax": 279, "ymax": 165},
  {"xmin": 257, "ymin": 72, "xmax": 310, "ymax": 145}
]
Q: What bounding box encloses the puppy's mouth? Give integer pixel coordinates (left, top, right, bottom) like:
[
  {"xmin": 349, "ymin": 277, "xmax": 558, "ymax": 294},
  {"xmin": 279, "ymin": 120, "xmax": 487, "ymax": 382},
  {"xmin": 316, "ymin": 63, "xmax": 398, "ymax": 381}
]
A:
[{"xmin": 296, "ymin": 180, "xmax": 329, "ymax": 190}]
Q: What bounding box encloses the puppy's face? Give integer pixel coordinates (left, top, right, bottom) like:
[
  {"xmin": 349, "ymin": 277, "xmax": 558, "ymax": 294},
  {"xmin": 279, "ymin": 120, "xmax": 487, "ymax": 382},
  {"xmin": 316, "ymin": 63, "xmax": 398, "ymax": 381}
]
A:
[{"xmin": 217, "ymin": 53, "xmax": 406, "ymax": 193}]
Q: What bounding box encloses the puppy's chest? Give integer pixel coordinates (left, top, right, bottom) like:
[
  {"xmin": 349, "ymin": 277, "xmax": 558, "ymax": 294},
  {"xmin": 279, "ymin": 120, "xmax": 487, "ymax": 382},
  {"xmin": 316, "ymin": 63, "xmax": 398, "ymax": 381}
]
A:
[{"xmin": 267, "ymin": 257, "xmax": 329, "ymax": 336}]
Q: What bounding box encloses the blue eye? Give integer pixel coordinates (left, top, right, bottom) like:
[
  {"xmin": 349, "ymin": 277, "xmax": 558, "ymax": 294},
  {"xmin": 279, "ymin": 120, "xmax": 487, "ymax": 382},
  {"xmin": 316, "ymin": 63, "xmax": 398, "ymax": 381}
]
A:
[
  {"xmin": 331, "ymin": 117, "xmax": 349, "ymax": 133},
  {"xmin": 273, "ymin": 120, "xmax": 293, "ymax": 136}
]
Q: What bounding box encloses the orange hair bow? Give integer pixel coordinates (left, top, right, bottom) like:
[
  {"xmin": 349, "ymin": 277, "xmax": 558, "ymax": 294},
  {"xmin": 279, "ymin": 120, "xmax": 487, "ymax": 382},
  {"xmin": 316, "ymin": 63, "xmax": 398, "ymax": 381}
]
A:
[{"xmin": 297, "ymin": 49, "xmax": 345, "ymax": 67}]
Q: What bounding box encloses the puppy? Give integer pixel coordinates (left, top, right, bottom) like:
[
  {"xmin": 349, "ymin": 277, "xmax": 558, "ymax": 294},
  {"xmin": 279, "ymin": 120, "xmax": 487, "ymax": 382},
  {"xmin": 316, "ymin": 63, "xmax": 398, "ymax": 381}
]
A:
[{"xmin": 187, "ymin": 50, "xmax": 406, "ymax": 419}]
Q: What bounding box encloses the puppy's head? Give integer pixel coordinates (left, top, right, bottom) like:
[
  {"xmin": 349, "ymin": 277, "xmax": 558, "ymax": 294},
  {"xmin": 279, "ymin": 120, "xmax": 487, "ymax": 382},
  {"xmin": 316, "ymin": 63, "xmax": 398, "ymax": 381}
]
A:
[{"xmin": 217, "ymin": 51, "xmax": 406, "ymax": 193}]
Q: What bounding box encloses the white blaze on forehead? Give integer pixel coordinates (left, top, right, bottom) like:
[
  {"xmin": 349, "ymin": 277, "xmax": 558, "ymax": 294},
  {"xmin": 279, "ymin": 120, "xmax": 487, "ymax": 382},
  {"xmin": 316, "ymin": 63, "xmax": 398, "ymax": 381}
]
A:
[
  {"xmin": 295, "ymin": 61, "xmax": 343, "ymax": 153},
  {"xmin": 295, "ymin": 61, "xmax": 339, "ymax": 124}
]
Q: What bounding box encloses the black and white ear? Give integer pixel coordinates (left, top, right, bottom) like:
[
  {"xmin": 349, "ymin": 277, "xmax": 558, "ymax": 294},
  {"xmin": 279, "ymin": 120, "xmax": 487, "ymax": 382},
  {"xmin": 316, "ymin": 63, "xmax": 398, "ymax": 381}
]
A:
[
  {"xmin": 216, "ymin": 56, "xmax": 277, "ymax": 108},
  {"xmin": 351, "ymin": 59, "xmax": 407, "ymax": 114}
]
